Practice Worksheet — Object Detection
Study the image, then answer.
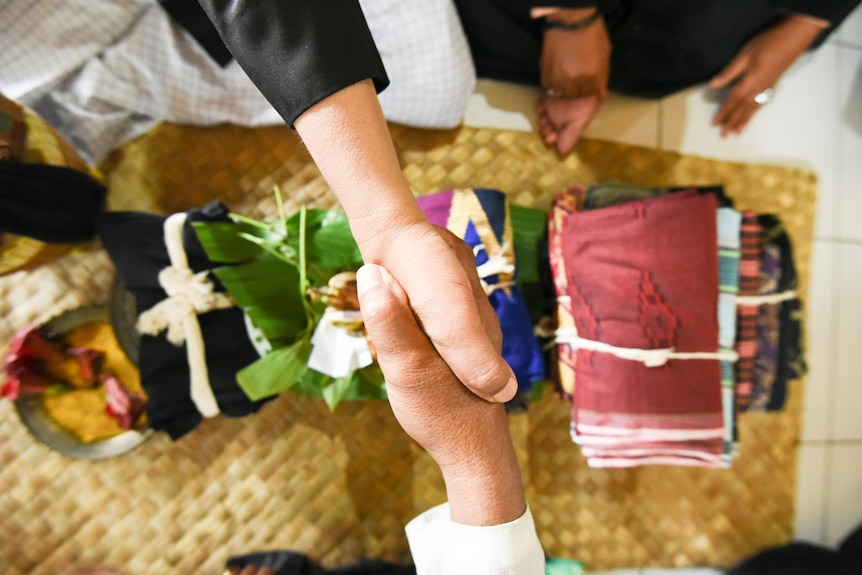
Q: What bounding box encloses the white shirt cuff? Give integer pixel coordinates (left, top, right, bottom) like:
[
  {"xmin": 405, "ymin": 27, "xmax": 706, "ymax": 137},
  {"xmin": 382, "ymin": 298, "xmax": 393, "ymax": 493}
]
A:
[{"xmin": 405, "ymin": 503, "xmax": 545, "ymax": 575}]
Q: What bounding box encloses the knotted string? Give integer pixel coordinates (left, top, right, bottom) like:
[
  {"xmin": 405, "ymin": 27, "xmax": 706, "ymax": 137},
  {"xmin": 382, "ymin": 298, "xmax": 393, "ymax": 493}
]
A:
[
  {"xmin": 734, "ymin": 289, "xmax": 797, "ymax": 306},
  {"xmin": 474, "ymin": 242, "xmax": 515, "ymax": 295},
  {"xmin": 136, "ymin": 212, "xmax": 234, "ymax": 418},
  {"xmin": 553, "ymin": 327, "xmax": 739, "ymax": 367}
]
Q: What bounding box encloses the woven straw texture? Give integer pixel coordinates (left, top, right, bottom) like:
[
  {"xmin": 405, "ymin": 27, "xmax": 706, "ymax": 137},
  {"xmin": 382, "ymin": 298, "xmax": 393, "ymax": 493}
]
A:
[{"xmin": 0, "ymin": 122, "xmax": 814, "ymax": 574}]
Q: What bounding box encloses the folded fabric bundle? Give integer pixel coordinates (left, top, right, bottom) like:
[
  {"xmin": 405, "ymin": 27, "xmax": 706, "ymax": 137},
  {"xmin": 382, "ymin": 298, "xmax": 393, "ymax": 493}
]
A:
[
  {"xmin": 560, "ymin": 190, "xmax": 727, "ymax": 468},
  {"xmin": 717, "ymin": 207, "xmax": 742, "ymax": 461},
  {"xmin": 750, "ymin": 215, "xmax": 805, "ymax": 412},
  {"xmin": 547, "ymin": 187, "xmax": 582, "ymax": 401},
  {"xmin": 0, "ymin": 162, "xmax": 106, "ymax": 243},
  {"xmin": 97, "ymin": 202, "xmax": 269, "ymax": 439},
  {"xmin": 548, "ymin": 183, "xmax": 736, "ymax": 402},
  {"xmin": 1, "ymin": 91, "xmax": 105, "ymax": 276},
  {"xmin": 550, "ymin": 181, "xmax": 807, "ymax": 467},
  {"xmin": 417, "ymin": 188, "xmax": 545, "ymax": 400}
]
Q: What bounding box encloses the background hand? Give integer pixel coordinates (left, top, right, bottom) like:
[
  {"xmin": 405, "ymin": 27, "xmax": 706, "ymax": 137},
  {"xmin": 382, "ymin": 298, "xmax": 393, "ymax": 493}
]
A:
[
  {"xmin": 540, "ymin": 8, "xmax": 611, "ymax": 100},
  {"xmin": 709, "ymin": 14, "xmax": 826, "ymax": 137},
  {"xmin": 536, "ymin": 94, "xmax": 602, "ymax": 155}
]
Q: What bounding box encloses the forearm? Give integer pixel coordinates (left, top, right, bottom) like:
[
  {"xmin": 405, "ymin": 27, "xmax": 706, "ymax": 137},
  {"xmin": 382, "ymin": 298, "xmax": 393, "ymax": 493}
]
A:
[
  {"xmin": 293, "ymin": 79, "xmax": 428, "ymax": 260},
  {"xmin": 438, "ymin": 405, "xmax": 527, "ymax": 527}
]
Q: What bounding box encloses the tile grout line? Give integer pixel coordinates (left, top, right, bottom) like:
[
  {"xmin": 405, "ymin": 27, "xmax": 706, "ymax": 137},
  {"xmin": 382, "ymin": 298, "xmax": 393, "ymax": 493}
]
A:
[
  {"xmin": 832, "ymin": 39, "xmax": 862, "ymax": 51},
  {"xmin": 799, "ymin": 438, "xmax": 862, "ymax": 446},
  {"xmin": 812, "ymin": 236, "xmax": 862, "ymax": 246},
  {"xmin": 820, "ymin": 47, "xmax": 845, "ymax": 539},
  {"xmin": 827, "ymin": 45, "xmax": 843, "ymax": 445}
]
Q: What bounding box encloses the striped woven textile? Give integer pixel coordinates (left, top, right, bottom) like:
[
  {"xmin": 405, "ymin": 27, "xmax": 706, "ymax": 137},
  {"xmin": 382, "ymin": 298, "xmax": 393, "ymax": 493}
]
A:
[{"xmin": 735, "ymin": 212, "xmax": 762, "ymax": 413}]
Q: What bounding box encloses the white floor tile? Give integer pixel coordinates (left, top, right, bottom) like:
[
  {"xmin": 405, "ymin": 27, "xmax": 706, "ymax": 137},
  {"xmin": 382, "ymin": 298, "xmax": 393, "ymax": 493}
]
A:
[
  {"xmin": 580, "ymin": 93, "xmax": 659, "ymax": 149},
  {"xmin": 836, "ymin": 47, "xmax": 862, "ymax": 242},
  {"xmin": 831, "ymin": 242, "xmax": 862, "ymax": 440},
  {"xmin": 802, "ymin": 241, "xmax": 838, "ymax": 441},
  {"xmin": 659, "ymin": 44, "xmax": 839, "ymax": 239},
  {"xmin": 794, "ymin": 443, "xmax": 829, "ymax": 544},
  {"xmin": 463, "ymin": 78, "xmax": 539, "ymax": 133},
  {"xmin": 825, "ymin": 442, "xmax": 862, "ymax": 547},
  {"xmin": 463, "ymin": 78, "xmax": 660, "ymax": 149},
  {"xmin": 834, "ymin": 4, "xmax": 862, "ymax": 49}
]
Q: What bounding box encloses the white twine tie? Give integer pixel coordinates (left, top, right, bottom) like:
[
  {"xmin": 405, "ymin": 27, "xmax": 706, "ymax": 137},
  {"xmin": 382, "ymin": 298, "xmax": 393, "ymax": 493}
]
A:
[
  {"xmin": 735, "ymin": 290, "xmax": 797, "ymax": 306},
  {"xmin": 554, "ymin": 327, "xmax": 739, "ymax": 367},
  {"xmin": 474, "ymin": 242, "xmax": 515, "ymax": 295}
]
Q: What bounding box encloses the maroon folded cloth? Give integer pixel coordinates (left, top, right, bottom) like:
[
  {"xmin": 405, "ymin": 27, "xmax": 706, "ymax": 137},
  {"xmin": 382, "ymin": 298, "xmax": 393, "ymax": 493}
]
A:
[{"xmin": 563, "ymin": 191, "xmax": 724, "ymax": 435}]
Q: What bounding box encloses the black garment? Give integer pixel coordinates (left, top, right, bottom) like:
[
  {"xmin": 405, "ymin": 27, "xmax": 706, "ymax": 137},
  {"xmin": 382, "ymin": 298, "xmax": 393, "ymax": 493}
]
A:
[
  {"xmin": 0, "ymin": 162, "xmax": 106, "ymax": 243},
  {"xmin": 454, "ymin": 0, "xmax": 861, "ymax": 98},
  {"xmin": 727, "ymin": 521, "xmax": 862, "ymax": 574},
  {"xmin": 196, "ymin": 0, "xmax": 389, "ymax": 127},
  {"xmin": 159, "ymin": 0, "xmax": 233, "ymax": 66},
  {"xmin": 226, "ymin": 550, "xmax": 415, "ymax": 575},
  {"xmin": 726, "ymin": 542, "xmax": 862, "ymax": 575},
  {"xmin": 758, "ymin": 214, "xmax": 806, "ymax": 412},
  {"xmin": 97, "ymin": 202, "xmax": 269, "ymax": 440}
]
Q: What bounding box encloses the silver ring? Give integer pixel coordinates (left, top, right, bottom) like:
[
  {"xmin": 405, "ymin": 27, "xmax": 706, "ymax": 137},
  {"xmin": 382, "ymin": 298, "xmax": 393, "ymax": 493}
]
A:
[
  {"xmin": 545, "ymin": 88, "xmax": 559, "ymax": 98},
  {"xmin": 754, "ymin": 88, "xmax": 775, "ymax": 106}
]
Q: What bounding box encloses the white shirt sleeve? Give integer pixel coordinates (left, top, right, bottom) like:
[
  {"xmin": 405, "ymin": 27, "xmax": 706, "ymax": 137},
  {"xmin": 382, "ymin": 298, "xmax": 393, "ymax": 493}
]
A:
[{"xmin": 405, "ymin": 503, "xmax": 546, "ymax": 575}]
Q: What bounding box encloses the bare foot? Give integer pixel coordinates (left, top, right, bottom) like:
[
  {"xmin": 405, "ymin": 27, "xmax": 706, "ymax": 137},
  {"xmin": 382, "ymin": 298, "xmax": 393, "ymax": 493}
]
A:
[{"xmin": 536, "ymin": 94, "xmax": 603, "ymax": 155}]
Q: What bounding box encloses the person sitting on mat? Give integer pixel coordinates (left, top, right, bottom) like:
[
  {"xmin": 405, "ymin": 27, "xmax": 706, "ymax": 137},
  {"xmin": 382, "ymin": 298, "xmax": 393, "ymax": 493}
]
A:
[{"xmin": 452, "ymin": 0, "xmax": 861, "ymax": 154}]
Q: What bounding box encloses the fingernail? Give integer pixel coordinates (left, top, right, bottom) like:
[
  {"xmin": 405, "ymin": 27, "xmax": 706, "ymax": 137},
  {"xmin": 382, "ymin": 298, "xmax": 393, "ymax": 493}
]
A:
[
  {"xmin": 492, "ymin": 376, "xmax": 518, "ymax": 403},
  {"xmin": 355, "ymin": 264, "xmax": 383, "ymax": 298}
]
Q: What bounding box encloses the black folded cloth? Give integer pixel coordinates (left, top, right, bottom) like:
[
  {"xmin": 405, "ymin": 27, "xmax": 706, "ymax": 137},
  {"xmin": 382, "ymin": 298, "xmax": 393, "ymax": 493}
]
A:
[
  {"xmin": 97, "ymin": 202, "xmax": 269, "ymax": 439},
  {"xmin": 0, "ymin": 162, "xmax": 106, "ymax": 243},
  {"xmin": 226, "ymin": 550, "xmax": 415, "ymax": 575}
]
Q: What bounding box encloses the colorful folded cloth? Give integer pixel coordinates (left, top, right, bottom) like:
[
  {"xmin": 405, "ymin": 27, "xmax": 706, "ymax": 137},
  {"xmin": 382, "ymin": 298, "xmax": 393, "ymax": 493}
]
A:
[
  {"xmin": 547, "ymin": 187, "xmax": 583, "ymax": 400},
  {"xmin": 562, "ymin": 191, "xmax": 725, "ymax": 466},
  {"xmin": 734, "ymin": 212, "xmax": 762, "ymax": 413},
  {"xmin": 97, "ymin": 202, "xmax": 269, "ymax": 439},
  {"xmin": 751, "ymin": 215, "xmax": 806, "ymax": 412},
  {"xmin": 417, "ymin": 188, "xmax": 545, "ymax": 397},
  {"xmin": 717, "ymin": 207, "xmax": 742, "ymax": 463}
]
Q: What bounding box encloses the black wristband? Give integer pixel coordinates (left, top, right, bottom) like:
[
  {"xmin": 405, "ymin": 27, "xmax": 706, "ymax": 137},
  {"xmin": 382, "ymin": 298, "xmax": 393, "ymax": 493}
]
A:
[{"xmin": 543, "ymin": 11, "xmax": 601, "ymax": 31}]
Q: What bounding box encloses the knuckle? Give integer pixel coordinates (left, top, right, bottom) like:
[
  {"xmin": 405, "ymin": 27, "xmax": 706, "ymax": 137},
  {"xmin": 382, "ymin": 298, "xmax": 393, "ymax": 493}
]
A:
[
  {"xmin": 466, "ymin": 357, "xmax": 510, "ymax": 396},
  {"xmin": 358, "ymin": 291, "xmax": 397, "ymax": 333}
]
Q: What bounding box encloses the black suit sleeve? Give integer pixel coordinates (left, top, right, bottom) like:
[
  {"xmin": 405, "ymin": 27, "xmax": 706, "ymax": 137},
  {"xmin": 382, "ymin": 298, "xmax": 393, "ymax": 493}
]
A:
[{"xmin": 196, "ymin": 0, "xmax": 389, "ymax": 127}]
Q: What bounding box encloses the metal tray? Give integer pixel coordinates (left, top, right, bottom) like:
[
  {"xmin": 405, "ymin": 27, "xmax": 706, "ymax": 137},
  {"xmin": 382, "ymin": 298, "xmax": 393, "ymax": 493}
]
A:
[{"xmin": 14, "ymin": 306, "xmax": 152, "ymax": 460}]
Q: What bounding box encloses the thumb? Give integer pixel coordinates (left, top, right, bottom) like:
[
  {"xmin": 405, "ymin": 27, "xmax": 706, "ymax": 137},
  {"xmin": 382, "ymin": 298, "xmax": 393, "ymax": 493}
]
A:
[
  {"xmin": 709, "ymin": 52, "xmax": 750, "ymax": 89},
  {"xmin": 356, "ymin": 264, "xmax": 426, "ymax": 370}
]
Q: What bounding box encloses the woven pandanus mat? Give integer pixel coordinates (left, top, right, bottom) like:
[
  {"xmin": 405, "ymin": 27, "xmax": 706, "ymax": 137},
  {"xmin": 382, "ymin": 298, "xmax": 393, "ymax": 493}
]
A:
[{"xmin": 0, "ymin": 121, "xmax": 815, "ymax": 574}]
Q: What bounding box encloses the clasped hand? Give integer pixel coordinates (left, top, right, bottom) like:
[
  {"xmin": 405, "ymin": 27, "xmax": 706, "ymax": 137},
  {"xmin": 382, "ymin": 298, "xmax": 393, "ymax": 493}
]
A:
[{"xmin": 356, "ymin": 229, "xmax": 526, "ymax": 526}]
